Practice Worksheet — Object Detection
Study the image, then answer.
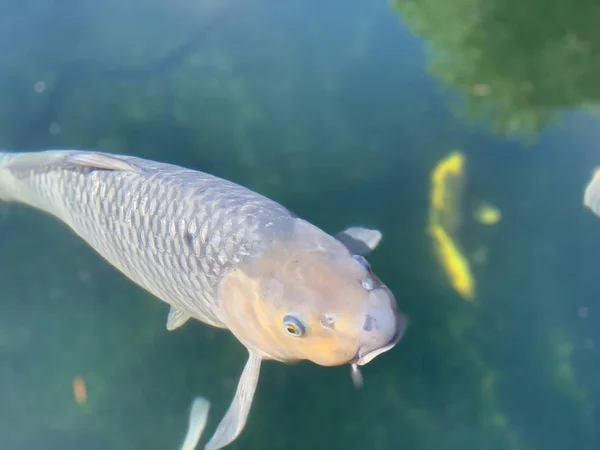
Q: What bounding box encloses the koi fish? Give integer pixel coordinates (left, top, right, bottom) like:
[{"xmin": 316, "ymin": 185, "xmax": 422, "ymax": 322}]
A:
[{"xmin": 0, "ymin": 150, "xmax": 407, "ymax": 449}]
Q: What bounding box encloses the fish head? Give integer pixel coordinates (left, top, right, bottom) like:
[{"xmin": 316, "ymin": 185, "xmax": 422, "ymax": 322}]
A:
[{"xmin": 219, "ymin": 218, "xmax": 408, "ymax": 367}]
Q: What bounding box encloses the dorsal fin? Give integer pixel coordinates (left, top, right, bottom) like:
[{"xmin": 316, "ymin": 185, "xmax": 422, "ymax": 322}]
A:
[
  {"xmin": 3, "ymin": 150, "xmax": 142, "ymax": 174},
  {"xmin": 64, "ymin": 152, "xmax": 142, "ymax": 173}
]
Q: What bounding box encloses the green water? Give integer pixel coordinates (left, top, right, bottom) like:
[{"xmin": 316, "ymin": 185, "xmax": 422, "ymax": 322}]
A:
[{"xmin": 1, "ymin": 0, "xmax": 599, "ymax": 449}]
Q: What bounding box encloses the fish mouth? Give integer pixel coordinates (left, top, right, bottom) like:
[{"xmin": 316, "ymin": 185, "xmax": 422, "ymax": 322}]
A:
[{"xmin": 351, "ymin": 312, "xmax": 408, "ymax": 367}]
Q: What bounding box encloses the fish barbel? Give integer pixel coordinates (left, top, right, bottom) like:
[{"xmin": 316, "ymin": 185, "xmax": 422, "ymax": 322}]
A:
[{"xmin": 0, "ymin": 150, "xmax": 408, "ymax": 449}]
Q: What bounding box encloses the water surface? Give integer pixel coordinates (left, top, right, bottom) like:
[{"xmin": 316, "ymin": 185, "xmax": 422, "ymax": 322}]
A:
[{"xmin": 0, "ymin": 0, "xmax": 599, "ymax": 449}]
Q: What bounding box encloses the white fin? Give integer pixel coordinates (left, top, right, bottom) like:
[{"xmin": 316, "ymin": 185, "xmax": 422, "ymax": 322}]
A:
[
  {"xmin": 3, "ymin": 150, "xmax": 69, "ymax": 172},
  {"xmin": 350, "ymin": 363, "xmax": 364, "ymax": 389},
  {"xmin": 204, "ymin": 352, "xmax": 262, "ymax": 450},
  {"xmin": 3, "ymin": 150, "xmax": 141, "ymax": 173},
  {"xmin": 180, "ymin": 397, "xmax": 211, "ymax": 450},
  {"xmin": 584, "ymin": 168, "xmax": 600, "ymax": 217},
  {"xmin": 335, "ymin": 226, "xmax": 382, "ymax": 256},
  {"xmin": 64, "ymin": 152, "xmax": 141, "ymax": 172},
  {"xmin": 167, "ymin": 307, "xmax": 192, "ymax": 331}
]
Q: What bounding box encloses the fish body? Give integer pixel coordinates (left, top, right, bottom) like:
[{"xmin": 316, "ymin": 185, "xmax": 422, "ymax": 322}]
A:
[
  {"xmin": 0, "ymin": 150, "xmax": 294, "ymax": 329},
  {"xmin": 427, "ymin": 151, "xmax": 479, "ymax": 301},
  {"xmin": 0, "ymin": 150, "xmax": 407, "ymax": 449},
  {"xmin": 429, "ymin": 224, "xmax": 475, "ymax": 300}
]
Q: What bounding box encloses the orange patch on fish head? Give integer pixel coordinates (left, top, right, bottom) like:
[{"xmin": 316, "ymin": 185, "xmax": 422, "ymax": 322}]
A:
[{"xmin": 219, "ymin": 219, "xmax": 408, "ymax": 367}]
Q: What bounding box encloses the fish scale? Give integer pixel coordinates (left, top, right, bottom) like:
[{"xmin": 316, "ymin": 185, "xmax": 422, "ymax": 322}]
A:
[{"xmin": 0, "ymin": 150, "xmax": 295, "ymax": 327}]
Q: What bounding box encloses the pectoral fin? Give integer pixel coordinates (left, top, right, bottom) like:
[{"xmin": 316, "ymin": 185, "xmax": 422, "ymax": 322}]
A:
[
  {"xmin": 336, "ymin": 226, "xmax": 382, "ymax": 256},
  {"xmin": 167, "ymin": 307, "xmax": 191, "ymax": 330},
  {"xmin": 204, "ymin": 352, "xmax": 262, "ymax": 450}
]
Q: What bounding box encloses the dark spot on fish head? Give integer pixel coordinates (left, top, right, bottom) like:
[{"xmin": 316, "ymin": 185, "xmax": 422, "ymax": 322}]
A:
[{"xmin": 362, "ymin": 314, "xmax": 375, "ymax": 332}]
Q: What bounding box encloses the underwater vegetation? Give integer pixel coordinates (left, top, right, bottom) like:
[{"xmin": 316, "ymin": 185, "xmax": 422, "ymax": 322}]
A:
[{"xmin": 392, "ymin": 0, "xmax": 600, "ymax": 136}]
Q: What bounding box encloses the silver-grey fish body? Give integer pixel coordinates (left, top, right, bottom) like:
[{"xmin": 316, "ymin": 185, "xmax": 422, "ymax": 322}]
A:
[{"xmin": 0, "ymin": 150, "xmax": 295, "ymax": 327}]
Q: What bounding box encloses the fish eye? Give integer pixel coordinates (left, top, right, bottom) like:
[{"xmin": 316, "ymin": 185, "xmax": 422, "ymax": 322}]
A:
[
  {"xmin": 283, "ymin": 314, "xmax": 306, "ymax": 337},
  {"xmin": 352, "ymin": 254, "xmax": 371, "ymax": 272}
]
